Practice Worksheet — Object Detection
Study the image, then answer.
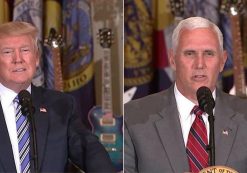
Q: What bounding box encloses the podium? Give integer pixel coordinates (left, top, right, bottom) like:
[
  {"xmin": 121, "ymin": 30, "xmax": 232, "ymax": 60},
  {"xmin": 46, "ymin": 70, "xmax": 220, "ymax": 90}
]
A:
[{"xmin": 199, "ymin": 166, "xmax": 238, "ymax": 173}]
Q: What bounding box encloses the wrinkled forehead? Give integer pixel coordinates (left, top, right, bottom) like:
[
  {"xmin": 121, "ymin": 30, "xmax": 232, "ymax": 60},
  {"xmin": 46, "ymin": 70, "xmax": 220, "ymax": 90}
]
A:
[
  {"xmin": 0, "ymin": 35, "xmax": 37, "ymax": 52},
  {"xmin": 178, "ymin": 28, "xmax": 220, "ymax": 46},
  {"xmin": 0, "ymin": 34, "xmax": 33, "ymax": 43}
]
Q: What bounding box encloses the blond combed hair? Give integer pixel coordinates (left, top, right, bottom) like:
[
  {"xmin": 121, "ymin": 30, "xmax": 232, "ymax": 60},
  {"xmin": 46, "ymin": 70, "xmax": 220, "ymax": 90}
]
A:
[{"xmin": 0, "ymin": 21, "xmax": 39, "ymax": 55}]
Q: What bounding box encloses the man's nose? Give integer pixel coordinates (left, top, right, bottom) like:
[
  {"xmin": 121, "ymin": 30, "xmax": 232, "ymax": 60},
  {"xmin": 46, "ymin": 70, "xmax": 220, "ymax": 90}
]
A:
[
  {"xmin": 194, "ymin": 53, "xmax": 206, "ymax": 69},
  {"xmin": 13, "ymin": 50, "xmax": 23, "ymax": 63}
]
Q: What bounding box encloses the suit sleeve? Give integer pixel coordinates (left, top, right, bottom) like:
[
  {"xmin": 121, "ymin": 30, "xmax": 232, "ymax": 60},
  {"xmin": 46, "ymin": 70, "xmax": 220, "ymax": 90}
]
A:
[
  {"xmin": 67, "ymin": 96, "xmax": 115, "ymax": 173},
  {"xmin": 124, "ymin": 120, "xmax": 138, "ymax": 173}
]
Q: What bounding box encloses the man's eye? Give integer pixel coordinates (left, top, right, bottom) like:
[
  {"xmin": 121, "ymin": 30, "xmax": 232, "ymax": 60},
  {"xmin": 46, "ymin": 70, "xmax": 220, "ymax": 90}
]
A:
[
  {"xmin": 21, "ymin": 48, "xmax": 30, "ymax": 52},
  {"xmin": 2, "ymin": 49, "xmax": 13, "ymax": 55},
  {"xmin": 184, "ymin": 50, "xmax": 195, "ymax": 56},
  {"xmin": 204, "ymin": 50, "xmax": 215, "ymax": 56}
]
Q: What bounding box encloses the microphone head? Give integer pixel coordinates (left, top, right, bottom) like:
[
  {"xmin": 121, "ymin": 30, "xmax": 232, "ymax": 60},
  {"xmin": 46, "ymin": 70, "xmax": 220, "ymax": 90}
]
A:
[
  {"xmin": 196, "ymin": 86, "xmax": 215, "ymax": 114},
  {"xmin": 18, "ymin": 90, "xmax": 31, "ymax": 102},
  {"xmin": 18, "ymin": 90, "xmax": 34, "ymax": 116}
]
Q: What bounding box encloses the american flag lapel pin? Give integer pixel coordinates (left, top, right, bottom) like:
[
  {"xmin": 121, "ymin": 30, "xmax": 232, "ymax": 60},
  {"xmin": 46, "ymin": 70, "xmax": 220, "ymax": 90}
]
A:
[
  {"xmin": 40, "ymin": 107, "xmax": 47, "ymax": 113},
  {"xmin": 222, "ymin": 130, "xmax": 229, "ymax": 136}
]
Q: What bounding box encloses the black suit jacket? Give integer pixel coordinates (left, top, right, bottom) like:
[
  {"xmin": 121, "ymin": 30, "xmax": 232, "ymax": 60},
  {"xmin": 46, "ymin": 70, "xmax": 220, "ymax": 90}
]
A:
[{"xmin": 0, "ymin": 85, "xmax": 115, "ymax": 173}]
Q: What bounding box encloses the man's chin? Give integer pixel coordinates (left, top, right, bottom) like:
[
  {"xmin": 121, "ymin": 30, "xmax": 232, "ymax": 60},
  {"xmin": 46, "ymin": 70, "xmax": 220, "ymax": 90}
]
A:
[
  {"xmin": 13, "ymin": 81, "xmax": 31, "ymax": 89},
  {"xmin": 195, "ymin": 84, "xmax": 209, "ymax": 90}
]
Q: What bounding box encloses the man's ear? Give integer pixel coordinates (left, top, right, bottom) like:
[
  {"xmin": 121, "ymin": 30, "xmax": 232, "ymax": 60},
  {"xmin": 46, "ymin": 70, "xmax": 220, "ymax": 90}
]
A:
[
  {"xmin": 220, "ymin": 50, "xmax": 227, "ymax": 72},
  {"xmin": 169, "ymin": 49, "xmax": 176, "ymax": 71},
  {"xmin": 35, "ymin": 51, "xmax": 40, "ymax": 68}
]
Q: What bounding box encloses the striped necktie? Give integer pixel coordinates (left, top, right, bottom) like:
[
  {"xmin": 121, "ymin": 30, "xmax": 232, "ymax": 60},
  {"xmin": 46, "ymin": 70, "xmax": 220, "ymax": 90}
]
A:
[
  {"xmin": 186, "ymin": 105, "xmax": 209, "ymax": 173},
  {"xmin": 14, "ymin": 97, "xmax": 31, "ymax": 173}
]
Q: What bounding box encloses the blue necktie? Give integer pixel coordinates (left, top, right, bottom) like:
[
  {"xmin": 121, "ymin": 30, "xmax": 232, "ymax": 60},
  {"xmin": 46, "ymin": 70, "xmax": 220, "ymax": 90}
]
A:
[{"xmin": 14, "ymin": 97, "xmax": 31, "ymax": 173}]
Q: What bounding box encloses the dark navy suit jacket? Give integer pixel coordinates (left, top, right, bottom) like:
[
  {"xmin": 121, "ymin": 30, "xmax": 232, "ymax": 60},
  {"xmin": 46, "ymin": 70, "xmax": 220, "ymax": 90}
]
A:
[{"xmin": 0, "ymin": 85, "xmax": 115, "ymax": 173}]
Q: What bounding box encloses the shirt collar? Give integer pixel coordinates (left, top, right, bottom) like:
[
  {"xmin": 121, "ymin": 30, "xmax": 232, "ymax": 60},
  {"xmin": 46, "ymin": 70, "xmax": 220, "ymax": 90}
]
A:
[
  {"xmin": 0, "ymin": 84, "xmax": 31, "ymax": 107},
  {"xmin": 174, "ymin": 84, "xmax": 195, "ymax": 121},
  {"xmin": 174, "ymin": 83, "xmax": 216, "ymax": 121}
]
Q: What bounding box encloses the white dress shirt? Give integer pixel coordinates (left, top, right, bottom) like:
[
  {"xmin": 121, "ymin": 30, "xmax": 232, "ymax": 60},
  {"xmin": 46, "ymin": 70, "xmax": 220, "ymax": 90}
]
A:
[
  {"xmin": 174, "ymin": 83, "xmax": 216, "ymax": 146},
  {"xmin": 0, "ymin": 84, "xmax": 31, "ymax": 173}
]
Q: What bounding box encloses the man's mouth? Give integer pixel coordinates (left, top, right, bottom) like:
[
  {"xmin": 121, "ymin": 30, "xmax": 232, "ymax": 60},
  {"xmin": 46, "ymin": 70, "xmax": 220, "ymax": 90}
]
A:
[
  {"xmin": 13, "ymin": 68, "xmax": 26, "ymax": 72},
  {"xmin": 194, "ymin": 75, "xmax": 206, "ymax": 78},
  {"xmin": 193, "ymin": 75, "xmax": 207, "ymax": 81}
]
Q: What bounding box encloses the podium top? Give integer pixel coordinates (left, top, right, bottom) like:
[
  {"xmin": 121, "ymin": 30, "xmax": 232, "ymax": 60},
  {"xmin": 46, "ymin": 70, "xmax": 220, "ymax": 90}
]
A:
[{"xmin": 199, "ymin": 165, "xmax": 238, "ymax": 173}]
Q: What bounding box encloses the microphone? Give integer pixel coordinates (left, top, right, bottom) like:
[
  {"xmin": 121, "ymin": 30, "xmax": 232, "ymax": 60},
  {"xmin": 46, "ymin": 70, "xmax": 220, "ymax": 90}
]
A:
[
  {"xmin": 18, "ymin": 90, "xmax": 38, "ymax": 173},
  {"xmin": 196, "ymin": 86, "xmax": 215, "ymax": 166},
  {"xmin": 196, "ymin": 86, "xmax": 215, "ymax": 115},
  {"xmin": 18, "ymin": 90, "xmax": 35, "ymax": 116}
]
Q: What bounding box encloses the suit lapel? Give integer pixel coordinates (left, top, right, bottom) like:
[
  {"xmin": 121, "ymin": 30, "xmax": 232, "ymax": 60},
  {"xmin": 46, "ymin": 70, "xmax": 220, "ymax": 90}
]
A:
[
  {"xmin": 0, "ymin": 105, "xmax": 16, "ymax": 172},
  {"xmin": 214, "ymin": 91, "xmax": 238, "ymax": 165},
  {"xmin": 150, "ymin": 88, "xmax": 238, "ymax": 170},
  {"xmin": 154, "ymin": 88, "xmax": 189, "ymax": 172},
  {"xmin": 31, "ymin": 86, "xmax": 49, "ymax": 171}
]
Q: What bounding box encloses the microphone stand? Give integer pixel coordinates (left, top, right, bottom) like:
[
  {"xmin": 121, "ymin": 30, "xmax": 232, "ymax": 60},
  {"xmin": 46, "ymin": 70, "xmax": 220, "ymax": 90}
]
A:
[
  {"xmin": 19, "ymin": 90, "xmax": 38, "ymax": 173},
  {"xmin": 26, "ymin": 107, "xmax": 38, "ymax": 173},
  {"xmin": 196, "ymin": 86, "xmax": 216, "ymax": 167},
  {"xmin": 207, "ymin": 109, "xmax": 215, "ymax": 166}
]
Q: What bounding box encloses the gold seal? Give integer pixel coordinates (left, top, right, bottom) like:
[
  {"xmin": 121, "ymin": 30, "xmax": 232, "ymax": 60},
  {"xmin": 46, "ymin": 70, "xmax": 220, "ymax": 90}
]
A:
[{"xmin": 199, "ymin": 166, "xmax": 239, "ymax": 173}]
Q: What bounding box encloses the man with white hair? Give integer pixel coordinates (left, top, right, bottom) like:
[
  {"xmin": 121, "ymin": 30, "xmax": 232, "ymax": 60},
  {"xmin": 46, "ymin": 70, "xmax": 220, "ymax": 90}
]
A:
[{"xmin": 124, "ymin": 16, "xmax": 247, "ymax": 173}]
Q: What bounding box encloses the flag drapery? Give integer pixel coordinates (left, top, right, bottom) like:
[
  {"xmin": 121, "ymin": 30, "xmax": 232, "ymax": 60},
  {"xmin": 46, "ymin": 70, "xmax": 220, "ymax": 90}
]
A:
[
  {"xmin": 62, "ymin": 0, "xmax": 95, "ymax": 128},
  {"xmin": 124, "ymin": 0, "xmax": 154, "ymax": 99},
  {"xmin": 152, "ymin": 0, "xmax": 173, "ymax": 92},
  {"xmin": 0, "ymin": 0, "xmax": 10, "ymax": 24},
  {"xmin": 124, "ymin": 0, "xmax": 173, "ymax": 100},
  {"xmin": 124, "ymin": 0, "xmax": 247, "ymax": 101},
  {"xmin": 43, "ymin": 0, "xmax": 62, "ymax": 90}
]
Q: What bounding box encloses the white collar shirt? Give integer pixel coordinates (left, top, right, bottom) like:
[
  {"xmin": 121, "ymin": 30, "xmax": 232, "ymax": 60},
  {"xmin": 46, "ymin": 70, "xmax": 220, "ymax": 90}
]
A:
[
  {"xmin": 174, "ymin": 83, "xmax": 216, "ymax": 146},
  {"xmin": 0, "ymin": 84, "xmax": 31, "ymax": 173}
]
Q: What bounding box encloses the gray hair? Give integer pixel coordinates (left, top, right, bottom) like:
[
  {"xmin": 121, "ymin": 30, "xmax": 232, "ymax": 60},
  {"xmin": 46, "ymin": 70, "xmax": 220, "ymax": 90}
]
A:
[{"xmin": 172, "ymin": 17, "xmax": 223, "ymax": 52}]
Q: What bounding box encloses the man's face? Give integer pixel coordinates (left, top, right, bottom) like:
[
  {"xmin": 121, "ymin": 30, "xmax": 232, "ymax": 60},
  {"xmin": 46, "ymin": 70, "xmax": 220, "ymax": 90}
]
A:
[
  {"xmin": 0, "ymin": 35, "xmax": 39, "ymax": 92},
  {"xmin": 169, "ymin": 28, "xmax": 227, "ymax": 102}
]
